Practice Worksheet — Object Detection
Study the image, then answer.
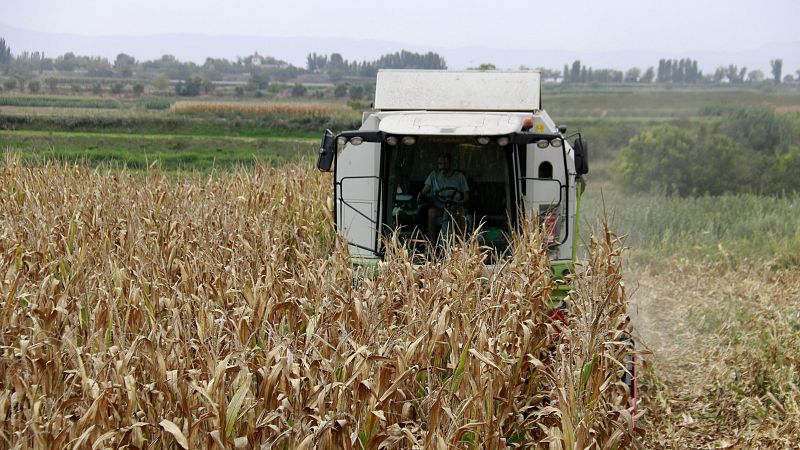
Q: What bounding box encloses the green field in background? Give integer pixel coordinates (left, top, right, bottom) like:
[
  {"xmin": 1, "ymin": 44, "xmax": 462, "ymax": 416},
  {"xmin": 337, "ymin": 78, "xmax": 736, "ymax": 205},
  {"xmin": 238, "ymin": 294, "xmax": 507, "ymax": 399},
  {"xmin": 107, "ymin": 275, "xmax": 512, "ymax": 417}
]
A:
[
  {"xmin": 1, "ymin": 130, "xmax": 317, "ymax": 171},
  {"xmin": 580, "ymin": 187, "xmax": 800, "ymax": 266}
]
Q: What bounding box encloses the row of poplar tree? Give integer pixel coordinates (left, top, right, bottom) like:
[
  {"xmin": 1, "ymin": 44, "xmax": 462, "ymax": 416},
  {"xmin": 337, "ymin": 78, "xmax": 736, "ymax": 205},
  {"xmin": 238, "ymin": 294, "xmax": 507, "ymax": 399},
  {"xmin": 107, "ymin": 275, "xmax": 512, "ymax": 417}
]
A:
[{"xmin": 562, "ymin": 58, "xmax": 787, "ymax": 84}]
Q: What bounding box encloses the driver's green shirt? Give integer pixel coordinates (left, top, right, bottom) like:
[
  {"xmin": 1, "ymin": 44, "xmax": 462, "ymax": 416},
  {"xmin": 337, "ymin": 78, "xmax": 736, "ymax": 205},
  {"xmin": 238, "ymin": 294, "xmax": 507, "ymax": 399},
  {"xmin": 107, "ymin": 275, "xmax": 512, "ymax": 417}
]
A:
[{"xmin": 424, "ymin": 170, "xmax": 469, "ymax": 209}]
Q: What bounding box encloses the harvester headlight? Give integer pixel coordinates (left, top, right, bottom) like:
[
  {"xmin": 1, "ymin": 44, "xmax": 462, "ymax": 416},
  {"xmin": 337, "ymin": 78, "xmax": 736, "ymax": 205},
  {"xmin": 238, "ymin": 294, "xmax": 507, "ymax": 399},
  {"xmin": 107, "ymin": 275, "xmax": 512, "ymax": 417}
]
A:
[
  {"xmin": 496, "ymin": 136, "xmax": 510, "ymax": 147},
  {"xmin": 476, "ymin": 136, "xmax": 491, "ymax": 145},
  {"xmin": 550, "ymin": 139, "xmax": 562, "ymax": 148},
  {"xmin": 349, "ymin": 136, "xmax": 364, "ymax": 145},
  {"xmin": 385, "ymin": 136, "xmax": 398, "ymax": 146},
  {"xmin": 337, "ymin": 136, "xmax": 347, "ymax": 146},
  {"xmin": 536, "ymin": 140, "xmax": 549, "ymax": 149},
  {"xmin": 401, "ymin": 136, "xmax": 416, "ymax": 146}
]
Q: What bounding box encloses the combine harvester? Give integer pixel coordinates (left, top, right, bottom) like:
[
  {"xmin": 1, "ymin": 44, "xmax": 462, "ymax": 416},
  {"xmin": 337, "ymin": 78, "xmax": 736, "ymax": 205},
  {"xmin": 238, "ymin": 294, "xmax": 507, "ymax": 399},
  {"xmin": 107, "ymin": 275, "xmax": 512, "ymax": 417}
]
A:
[
  {"xmin": 316, "ymin": 69, "xmax": 636, "ymax": 405},
  {"xmin": 318, "ymin": 70, "xmax": 585, "ymax": 290}
]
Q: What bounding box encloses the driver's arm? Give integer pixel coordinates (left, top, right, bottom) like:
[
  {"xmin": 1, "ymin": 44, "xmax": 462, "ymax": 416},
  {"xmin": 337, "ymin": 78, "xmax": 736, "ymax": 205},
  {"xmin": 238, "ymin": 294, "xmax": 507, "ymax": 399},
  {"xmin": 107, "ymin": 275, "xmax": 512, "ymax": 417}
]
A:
[
  {"xmin": 418, "ymin": 171, "xmax": 435, "ymax": 201},
  {"xmin": 457, "ymin": 173, "xmax": 470, "ymax": 205},
  {"xmin": 417, "ymin": 183, "xmax": 431, "ymax": 201}
]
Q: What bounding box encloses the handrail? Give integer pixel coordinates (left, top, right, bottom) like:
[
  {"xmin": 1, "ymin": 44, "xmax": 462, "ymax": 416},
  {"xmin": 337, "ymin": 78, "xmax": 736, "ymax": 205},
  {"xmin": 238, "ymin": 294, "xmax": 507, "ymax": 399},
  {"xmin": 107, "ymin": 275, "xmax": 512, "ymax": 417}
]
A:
[{"xmin": 516, "ymin": 176, "xmax": 569, "ymax": 246}]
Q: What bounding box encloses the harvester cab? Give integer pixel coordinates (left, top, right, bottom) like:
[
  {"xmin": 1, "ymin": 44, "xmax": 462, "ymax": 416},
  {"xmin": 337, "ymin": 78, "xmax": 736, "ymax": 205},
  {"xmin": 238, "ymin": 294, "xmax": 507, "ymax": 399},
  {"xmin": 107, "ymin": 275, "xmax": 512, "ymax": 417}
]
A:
[{"xmin": 317, "ymin": 70, "xmax": 588, "ymax": 288}]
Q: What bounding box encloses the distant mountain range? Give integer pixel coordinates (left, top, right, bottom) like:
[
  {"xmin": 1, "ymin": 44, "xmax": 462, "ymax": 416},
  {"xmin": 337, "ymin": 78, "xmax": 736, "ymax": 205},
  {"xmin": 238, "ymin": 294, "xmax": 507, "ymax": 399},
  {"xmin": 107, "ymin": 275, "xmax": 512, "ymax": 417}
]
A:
[{"xmin": 2, "ymin": 23, "xmax": 798, "ymax": 74}]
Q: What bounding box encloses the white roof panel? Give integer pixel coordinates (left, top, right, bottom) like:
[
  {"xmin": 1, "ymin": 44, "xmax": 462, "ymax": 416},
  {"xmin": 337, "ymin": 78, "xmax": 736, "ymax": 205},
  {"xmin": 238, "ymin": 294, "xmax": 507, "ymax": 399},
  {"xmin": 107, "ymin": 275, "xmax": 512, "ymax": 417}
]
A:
[
  {"xmin": 378, "ymin": 112, "xmax": 523, "ymax": 136},
  {"xmin": 374, "ymin": 70, "xmax": 541, "ymax": 111}
]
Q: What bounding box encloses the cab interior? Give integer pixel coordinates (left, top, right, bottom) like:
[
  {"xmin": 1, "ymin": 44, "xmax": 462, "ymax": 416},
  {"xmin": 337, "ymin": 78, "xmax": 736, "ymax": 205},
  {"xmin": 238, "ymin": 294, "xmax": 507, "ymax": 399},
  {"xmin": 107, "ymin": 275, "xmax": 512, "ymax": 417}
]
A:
[{"xmin": 382, "ymin": 137, "xmax": 516, "ymax": 255}]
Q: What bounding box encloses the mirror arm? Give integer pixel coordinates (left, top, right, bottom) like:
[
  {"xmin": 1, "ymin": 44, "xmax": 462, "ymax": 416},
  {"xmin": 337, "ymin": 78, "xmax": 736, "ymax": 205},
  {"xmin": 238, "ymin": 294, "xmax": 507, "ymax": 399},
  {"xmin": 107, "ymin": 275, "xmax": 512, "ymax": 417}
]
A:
[
  {"xmin": 338, "ymin": 130, "xmax": 385, "ymax": 143},
  {"xmin": 510, "ymin": 132, "xmax": 561, "ymax": 145}
]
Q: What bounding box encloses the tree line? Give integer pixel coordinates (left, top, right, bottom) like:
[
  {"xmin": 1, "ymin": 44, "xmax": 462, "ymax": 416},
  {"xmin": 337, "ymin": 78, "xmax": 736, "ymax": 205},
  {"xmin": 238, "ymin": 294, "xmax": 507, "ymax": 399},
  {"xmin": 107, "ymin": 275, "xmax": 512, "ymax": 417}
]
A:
[
  {"xmin": 0, "ymin": 37, "xmax": 797, "ymax": 87},
  {"xmin": 562, "ymin": 58, "xmax": 790, "ymax": 84},
  {"xmin": 0, "ymin": 45, "xmax": 301, "ymax": 82},
  {"xmin": 307, "ymin": 50, "xmax": 447, "ymax": 80},
  {"xmin": 0, "ymin": 38, "xmax": 446, "ymax": 83}
]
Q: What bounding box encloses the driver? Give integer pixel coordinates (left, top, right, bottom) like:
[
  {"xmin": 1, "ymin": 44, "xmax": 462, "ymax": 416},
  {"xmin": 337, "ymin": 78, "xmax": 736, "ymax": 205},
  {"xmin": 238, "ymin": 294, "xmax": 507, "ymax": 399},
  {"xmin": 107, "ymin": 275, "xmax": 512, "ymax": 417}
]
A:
[{"xmin": 416, "ymin": 153, "xmax": 470, "ymax": 242}]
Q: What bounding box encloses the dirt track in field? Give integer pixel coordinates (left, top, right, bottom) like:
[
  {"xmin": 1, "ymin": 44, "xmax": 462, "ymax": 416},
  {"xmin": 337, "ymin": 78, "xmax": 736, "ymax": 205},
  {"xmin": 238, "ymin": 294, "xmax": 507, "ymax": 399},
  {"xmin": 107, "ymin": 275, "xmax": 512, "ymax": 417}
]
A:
[
  {"xmin": 628, "ymin": 261, "xmax": 800, "ymax": 448},
  {"xmin": 628, "ymin": 265, "xmax": 739, "ymax": 448}
]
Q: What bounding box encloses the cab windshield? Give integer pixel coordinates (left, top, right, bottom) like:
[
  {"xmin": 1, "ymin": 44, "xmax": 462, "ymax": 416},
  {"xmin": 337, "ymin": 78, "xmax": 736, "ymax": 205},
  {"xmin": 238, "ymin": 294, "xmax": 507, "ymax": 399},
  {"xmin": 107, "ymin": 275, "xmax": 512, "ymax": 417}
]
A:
[{"xmin": 382, "ymin": 137, "xmax": 515, "ymax": 257}]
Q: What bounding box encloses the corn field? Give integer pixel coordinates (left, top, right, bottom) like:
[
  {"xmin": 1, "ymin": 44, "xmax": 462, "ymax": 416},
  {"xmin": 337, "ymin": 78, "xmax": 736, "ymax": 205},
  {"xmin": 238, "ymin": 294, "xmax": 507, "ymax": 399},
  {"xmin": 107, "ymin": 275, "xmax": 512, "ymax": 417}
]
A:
[
  {"xmin": 0, "ymin": 156, "xmax": 637, "ymax": 449},
  {"xmin": 170, "ymin": 101, "xmax": 351, "ymax": 117}
]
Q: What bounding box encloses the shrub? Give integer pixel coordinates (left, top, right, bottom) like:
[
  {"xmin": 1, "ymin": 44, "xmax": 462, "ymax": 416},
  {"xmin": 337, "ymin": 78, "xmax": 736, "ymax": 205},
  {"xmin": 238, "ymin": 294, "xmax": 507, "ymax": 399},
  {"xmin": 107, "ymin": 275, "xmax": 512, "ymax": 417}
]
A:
[
  {"xmin": 334, "ymin": 83, "xmax": 348, "ymax": 97},
  {"xmin": 346, "ymin": 99, "xmax": 364, "ymax": 110},
  {"xmin": 698, "ymin": 104, "xmax": 736, "ymax": 116},
  {"xmin": 614, "ymin": 107, "xmax": 799, "ymax": 196},
  {"xmin": 152, "ymin": 74, "xmax": 170, "ymax": 91},
  {"xmin": 248, "ymin": 72, "xmax": 270, "ymax": 90},
  {"xmin": 614, "ymin": 125, "xmax": 762, "ymax": 196},
  {"xmin": 175, "ymin": 77, "xmax": 202, "ymax": 96},
  {"xmin": 201, "ymin": 78, "xmax": 214, "ymax": 95},
  {"xmin": 348, "ymin": 84, "xmax": 364, "ymax": 100},
  {"xmin": 3, "ymin": 79, "xmax": 17, "ymax": 91},
  {"xmin": 719, "ymin": 107, "xmax": 792, "ymax": 156},
  {"xmin": 45, "ymin": 77, "xmax": 58, "ymax": 92},
  {"xmin": 290, "ymin": 83, "xmax": 306, "ymax": 97},
  {"xmin": 775, "ymin": 146, "xmax": 800, "ymax": 192},
  {"xmin": 136, "ymin": 97, "xmax": 172, "ymax": 110}
]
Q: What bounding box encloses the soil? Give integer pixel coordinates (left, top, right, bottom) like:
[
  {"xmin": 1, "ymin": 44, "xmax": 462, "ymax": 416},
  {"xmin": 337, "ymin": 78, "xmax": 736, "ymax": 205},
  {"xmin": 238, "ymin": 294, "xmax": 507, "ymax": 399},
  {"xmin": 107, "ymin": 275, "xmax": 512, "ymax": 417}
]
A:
[{"xmin": 628, "ymin": 265, "xmax": 739, "ymax": 448}]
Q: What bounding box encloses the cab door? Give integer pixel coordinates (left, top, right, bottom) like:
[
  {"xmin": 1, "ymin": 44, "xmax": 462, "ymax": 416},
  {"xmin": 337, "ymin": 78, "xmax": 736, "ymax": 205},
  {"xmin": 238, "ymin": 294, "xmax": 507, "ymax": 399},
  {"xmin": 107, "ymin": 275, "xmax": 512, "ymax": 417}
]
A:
[
  {"xmin": 335, "ymin": 115, "xmax": 382, "ymax": 258},
  {"xmin": 516, "ymin": 142, "xmax": 569, "ymax": 252}
]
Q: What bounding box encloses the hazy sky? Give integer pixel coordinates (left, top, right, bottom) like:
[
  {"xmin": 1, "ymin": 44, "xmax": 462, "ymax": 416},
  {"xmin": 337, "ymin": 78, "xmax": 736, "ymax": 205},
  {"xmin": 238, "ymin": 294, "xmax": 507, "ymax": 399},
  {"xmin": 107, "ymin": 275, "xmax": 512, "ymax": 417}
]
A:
[{"xmin": 3, "ymin": 0, "xmax": 799, "ymax": 52}]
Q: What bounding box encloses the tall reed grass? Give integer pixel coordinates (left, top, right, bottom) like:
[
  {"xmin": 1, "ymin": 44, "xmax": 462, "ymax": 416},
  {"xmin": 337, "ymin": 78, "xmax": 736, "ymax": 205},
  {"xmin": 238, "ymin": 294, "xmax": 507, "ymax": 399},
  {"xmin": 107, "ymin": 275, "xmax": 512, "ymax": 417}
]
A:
[{"xmin": 581, "ymin": 189, "xmax": 800, "ymax": 266}]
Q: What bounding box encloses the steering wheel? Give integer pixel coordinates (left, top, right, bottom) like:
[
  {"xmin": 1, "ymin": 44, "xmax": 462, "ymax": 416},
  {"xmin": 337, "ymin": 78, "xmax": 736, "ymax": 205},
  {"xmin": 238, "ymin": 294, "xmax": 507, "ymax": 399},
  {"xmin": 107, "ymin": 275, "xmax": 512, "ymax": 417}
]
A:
[{"xmin": 435, "ymin": 187, "xmax": 464, "ymax": 210}]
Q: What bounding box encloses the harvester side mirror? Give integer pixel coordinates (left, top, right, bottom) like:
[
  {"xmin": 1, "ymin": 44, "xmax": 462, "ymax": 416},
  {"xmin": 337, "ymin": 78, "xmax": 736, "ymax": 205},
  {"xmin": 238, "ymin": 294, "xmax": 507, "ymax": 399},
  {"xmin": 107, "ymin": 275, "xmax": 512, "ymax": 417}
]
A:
[
  {"xmin": 317, "ymin": 129, "xmax": 336, "ymax": 172},
  {"xmin": 573, "ymin": 137, "xmax": 589, "ymax": 175}
]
